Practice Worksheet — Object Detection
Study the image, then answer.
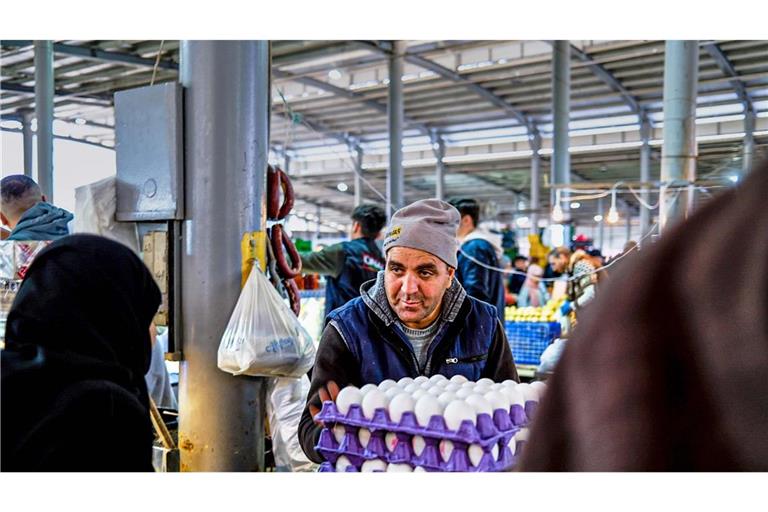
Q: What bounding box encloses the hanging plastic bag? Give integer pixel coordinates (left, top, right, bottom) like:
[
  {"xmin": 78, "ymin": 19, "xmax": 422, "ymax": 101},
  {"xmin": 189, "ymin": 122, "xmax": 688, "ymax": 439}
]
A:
[
  {"xmin": 218, "ymin": 266, "xmax": 316, "ymax": 378},
  {"xmin": 267, "ymin": 376, "xmax": 317, "ymax": 472}
]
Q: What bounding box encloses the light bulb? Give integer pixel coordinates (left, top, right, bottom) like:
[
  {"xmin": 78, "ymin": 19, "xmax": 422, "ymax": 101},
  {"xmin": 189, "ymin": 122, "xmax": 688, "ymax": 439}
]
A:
[
  {"xmin": 593, "ymin": 214, "xmax": 603, "ymax": 222},
  {"xmin": 551, "ymin": 204, "xmax": 564, "ymax": 223},
  {"xmin": 337, "ymin": 182, "xmax": 349, "ymax": 192},
  {"xmin": 607, "ymin": 206, "xmax": 620, "ymax": 224}
]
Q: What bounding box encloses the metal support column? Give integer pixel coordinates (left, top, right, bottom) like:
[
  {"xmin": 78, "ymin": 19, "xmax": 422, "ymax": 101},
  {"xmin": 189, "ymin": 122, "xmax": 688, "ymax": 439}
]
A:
[
  {"xmin": 21, "ymin": 110, "xmax": 34, "ymax": 177},
  {"xmin": 597, "ymin": 196, "xmax": 605, "ymax": 250},
  {"xmin": 387, "ymin": 40, "xmax": 405, "ymax": 216},
  {"xmin": 530, "ymin": 133, "xmax": 542, "ymax": 234},
  {"xmin": 639, "ymin": 117, "xmax": 652, "ymax": 240},
  {"xmin": 743, "ymin": 110, "xmax": 755, "ymax": 175},
  {"xmin": 660, "ymin": 40, "xmax": 698, "ymax": 233},
  {"xmin": 34, "ymin": 40, "xmax": 54, "ymax": 199},
  {"xmin": 625, "ymin": 209, "xmax": 632, "ymax": 244},
  {"xmin": 551, "ymin": 41, "xmax": 571, "ymax": 220},
  {"xmin": 352, "ymin": 144, "xmax": 363, "ymax": 207},
  {"xmin": 430, "ymin": 132, "xmax": 446, "ymax": 201},
  {"xmin": 178, "ymin": 41, "xmax": 270, "ymax": 472}
]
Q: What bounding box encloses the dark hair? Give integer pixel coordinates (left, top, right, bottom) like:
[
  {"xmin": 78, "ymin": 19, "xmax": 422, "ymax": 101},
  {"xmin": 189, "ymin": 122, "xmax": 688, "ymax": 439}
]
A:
[
  {"xmin": 1, "ymin": 174, "xmax": 41, "ymax": 205},
  {"xmin": 548, "ymin": 246, "xmax": 571, "ymax": 259},
  {"xmin": 351, "ymin": 204, "xmax": 387, "ymax": 238},
  {"xmin": 513, "ymin": 255, "xmax": 528, "ymax": 264},
  {"xmin": 448, "ymin": 197, "xmax": 480, "ymax": 227}
]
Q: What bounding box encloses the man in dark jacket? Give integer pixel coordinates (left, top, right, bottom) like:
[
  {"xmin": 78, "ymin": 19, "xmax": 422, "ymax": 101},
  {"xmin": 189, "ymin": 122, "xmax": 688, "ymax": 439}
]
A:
[
  {"xmin": 300, "ymin": 204, "xmax": 386, "ymax": 318},
  {"xmin": 1, "ymin": 175, "xmax": 73, "ymax": 241},
  {"xmin": 449, "ymin": 198, "xmax": 506, "ymax": 324},
  {"xmin": 299, "ymin": 199, "xmax": 518, "ymax": 463}
]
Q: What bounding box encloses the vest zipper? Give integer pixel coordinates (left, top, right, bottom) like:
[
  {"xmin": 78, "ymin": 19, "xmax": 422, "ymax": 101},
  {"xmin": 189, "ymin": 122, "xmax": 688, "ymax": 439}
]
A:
[{"xmin": 445, "ymin": 353, "xmax": 488, "ymax": 365}]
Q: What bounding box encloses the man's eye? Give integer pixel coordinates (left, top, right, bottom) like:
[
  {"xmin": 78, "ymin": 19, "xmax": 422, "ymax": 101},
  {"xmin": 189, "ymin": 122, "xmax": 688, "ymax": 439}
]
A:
[{"xmin": 419, "ymin": 271, "xmax": 433, "ymax": 278}]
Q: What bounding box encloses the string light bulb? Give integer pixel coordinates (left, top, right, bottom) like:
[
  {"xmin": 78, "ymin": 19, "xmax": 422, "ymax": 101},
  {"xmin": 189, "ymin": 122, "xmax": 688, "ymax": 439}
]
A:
[
  {"xmin": 551, "ymin": 189, "xmax": 564, "ymax": 222},
  {"xmin": 607, "ymin": 187, "xmax": 620, "ymax": 224}
]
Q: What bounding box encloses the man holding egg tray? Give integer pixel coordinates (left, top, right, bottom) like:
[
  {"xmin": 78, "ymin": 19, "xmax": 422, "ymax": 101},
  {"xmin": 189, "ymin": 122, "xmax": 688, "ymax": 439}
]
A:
[{"xmin": 299, "ymin": 199, "xmax": 519, "ymax": 463}]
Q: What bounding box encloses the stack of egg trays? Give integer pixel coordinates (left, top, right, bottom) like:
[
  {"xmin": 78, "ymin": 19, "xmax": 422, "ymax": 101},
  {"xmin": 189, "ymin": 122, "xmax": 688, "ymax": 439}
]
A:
[{"xmin": 315, "ymin": 400, "xmax": 526, "ymax": 472}]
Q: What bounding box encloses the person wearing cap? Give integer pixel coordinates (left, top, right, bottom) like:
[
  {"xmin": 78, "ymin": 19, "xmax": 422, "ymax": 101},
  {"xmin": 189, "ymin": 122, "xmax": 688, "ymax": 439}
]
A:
[{"xmin": 298, "ymin": 199, "xmax": 519, "ymax": 463}]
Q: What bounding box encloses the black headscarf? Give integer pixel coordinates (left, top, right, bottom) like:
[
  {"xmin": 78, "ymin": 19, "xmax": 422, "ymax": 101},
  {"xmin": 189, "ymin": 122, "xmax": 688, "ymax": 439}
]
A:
[
  {"xmin": 6, "ymin": 234, "xmax": 161, "ymax": 408},
  {"xmin": 2, "ymin": 235, "xmax": 161, "ymax": 471}
]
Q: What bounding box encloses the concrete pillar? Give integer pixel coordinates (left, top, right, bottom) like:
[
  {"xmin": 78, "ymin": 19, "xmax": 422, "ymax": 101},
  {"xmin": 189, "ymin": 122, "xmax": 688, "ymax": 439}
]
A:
[
  {"xmin": 639, "ymin": 117, "xmax": 652, "ymax": 240},
  {"xmin": 387, "ymin": 40, "xmax": 406, "ymax": 216},
  {"xmin": 743, "ymin": 110, "xmax": 755, "ymax": 175},
  {"xmin": 21, "ymin": 110, "xmax": 34, "ymax": 177},
  {"xmin": 660, "ymin": 40, "xmax": 698, "ymax": 233},
  {"xmin": 34, "ymin": 40, "xmax": 54, "ymax": 200},
  {"xmin": 597, "ymin": 196, "xmax": 605, "ymax": 250},
  {"xmin": 433, "ymin": 134, "xmax": 446, "ymax": 201},
  {"xmin": 551, "ymin": 41, "xmax": 571, "ymax": 219},
  {"xmin": 178, "ymin": 41, "xmax": 270, "ymax": 472},
  {"xmin": 530, "ymin": 133, "xmax": 542, "ymax": 234},
  {"xmin": 353, "ymin": 144, "xmax": 363, "ymax": 207},
  {"xmin": 625, "ymin": 208, "xmax": 632, "ymax": 244}
]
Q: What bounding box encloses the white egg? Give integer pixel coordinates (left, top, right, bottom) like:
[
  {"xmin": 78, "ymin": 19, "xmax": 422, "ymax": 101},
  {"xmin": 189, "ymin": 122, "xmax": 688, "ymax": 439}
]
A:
[
  {"xmin": 361, "ymin": 389, "xmax": 389, "ymax": 419},
  {"xmin": 501, "ymin": 379, "xmax": 517, "ymax": 387},
  {"xmin": 474, "ymin": 383, "xmax": 492, "ymax": 393},
  {"xmin": 419, "ymin": 381, "xmax": 435, "ymax": 389},
  {"xmin": 378, "ymin": 379, "xmax": 398, "ymax": 392},
  {"xmin": 397, "ymin": 377, "xmax": 415, "ymax": 387},
  {"xmin": 515, "ymin": 427, "xmax": 529, "ymax": 443},
  {"xmin": 492, "ymin": 444, "xmax": 500, "ymax": 461},
  {"xmin": 449, "ymin": 374, "xmax": 468, "ymax": 384},
  {"xmin": 455, "ymin": 387, "xmax": 474, "ymax": 399},
  {"xmin": 490, "ymin": 383, "xmax": 505, "ymax": 391},
  {"xmin": 502, "ymin": 385, "xmax": 525, "ymax": 407},
  {"xmin": 386, "ymin": 463, "xmax": 413, "ymax": 472},
  {"xmin": 361, "ymin": 459, "xmax": 387, "ymax": 472},
  {"xmin": 426, "ymin": 386, "xmax": 443, "ymax": 396},
  {"xmin": 468, "ymin": 444, "xmax": 485, "ymax": 466},
  {"xmin": 334, "ymin": 386, "xmax": 363, "ymax": 415},
  {"xmin": 530, "ymin": 381, "xmax": 547, "ymax": 397},
  {"xmin": 444, "ymin": 383, "xmax": 461, "ymax": 392},
  {"xmin": 412, "ymin": 435, "xmax": 426, "ymax": 456},
  {"xmin": 443, "ymin": 399, "xmax": 476, "ymax": 431},
  {"xmin": 335, "ymin": 455, "xmax": 353, "ymax": 471},
  {"xmin": 388, "ymin": 393, "xmax": 416, "ymax": 423},
  {"xmin": 437, "ymin": 391, "xmax": 457, "ymax": 407},
  {"xmin": 413, "ymin": 466, "xmax": 427, "ymax": 473},
  {"xmin": 404, "ymin": 383, "xmax": 421, "ymax": 394},
  {"xmin": 461, "ymin": 381, "xmax": 477, "ymax": 389},
  {"xmin": 464, "ymin": 394, "xmax": 493, "ymax": 416},
  {"xmin": 428, "ymin": 374, "xmax": 448, "ymax": 384},
  {"xmin": 411, "ymin": 389, "xmax": 428, "ymax": 401},
  {"xmin": 358, "ymin": 428, "xmax": 371, "ymax": 448},
  {"xmin": 414, "ymin": 395, "xmax": 442, "ymax": 427},
  {"xmin": 483, "ymin": 390, "xmax": 511, "ymax": 412},
  {"xmin": 360, "ymin": 383, "xmax": 378, "ymax": 396},
  {"xmin": 439, "ymin": 439, "xmax": 454, "ymax": 462},
  {"xmin": 332, "ymin": 424, "xmax": 346, "ymax": 444},
  {"xmin": 432, "ymin": 380, "xmax": 449, "ymax": 389},
  {"xmin": 516, "ymin": 383, "xmax": 538, "ymax": 402},
  {"xmin": 385, "ymin": 386, "xmax": 405, "ymax": 400},
  {"xmin": 476, "ymin": 378, "xmax": 495, "ymax": 387},
  {"xmin": 385, "ymin": 432, "xmax": 398, "ymax": 452},
  {"xmin": 507, "ymin": 437, "xmax": 517, "ymax": 454},
  {"xmin": 413, "ymin": 375, "xmax": 429, "ymax": 384}
]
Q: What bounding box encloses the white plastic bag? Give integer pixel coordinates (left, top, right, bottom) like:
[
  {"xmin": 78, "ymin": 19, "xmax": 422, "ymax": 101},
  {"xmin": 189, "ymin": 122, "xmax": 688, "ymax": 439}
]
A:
[
  {"xmin": 267, "ymin": 376, "xmax": 317, "ymax": 472},
  {"xmin": 73, "ymin": 176, "xmax": 140, "ymax": 254},
  {"xmin": 217, "ymin": 267, "xmax": 316, "ymax": 378}
]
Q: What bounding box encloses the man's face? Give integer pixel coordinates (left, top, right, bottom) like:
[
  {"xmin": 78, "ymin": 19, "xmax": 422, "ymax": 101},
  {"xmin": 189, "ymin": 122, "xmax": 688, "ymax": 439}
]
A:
[
  {"xmin": 384, "ymin": 246, "xmax": 455, "ymax": 329},
  {"xmin": 514, "ymin": 259, "xmax": 527, "ymax": 271}
]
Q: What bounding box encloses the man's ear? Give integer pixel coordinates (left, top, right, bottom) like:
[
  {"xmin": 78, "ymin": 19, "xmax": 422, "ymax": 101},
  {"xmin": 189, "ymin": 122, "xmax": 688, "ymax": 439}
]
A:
[
  {"xmin": 447, "ymin": 265, "xmax": 456, "ymax": 281},
  {"xmin": 0, "ymin": 212, "xmax": 8, "ymax": 227},
  {"xmin": 41, "ymin": 194, "xmax": 47, "ymax": 202}
]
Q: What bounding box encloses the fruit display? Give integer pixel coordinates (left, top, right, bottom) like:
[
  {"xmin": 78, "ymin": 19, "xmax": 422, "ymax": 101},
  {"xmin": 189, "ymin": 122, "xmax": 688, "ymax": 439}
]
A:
[
  {"xmin": 313, "ymin": 375, "xmax": 546, "ymax": 472},
  {"xmin": 505, "ymin": 297, "xmax": 567, "ymax": 323}
]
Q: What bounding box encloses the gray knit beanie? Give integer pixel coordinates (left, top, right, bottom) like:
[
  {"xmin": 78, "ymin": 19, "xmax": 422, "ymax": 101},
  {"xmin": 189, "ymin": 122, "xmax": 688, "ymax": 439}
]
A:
[{"xmin": 382, "ymin": 199, "xmax": 461, "ymax": 268}]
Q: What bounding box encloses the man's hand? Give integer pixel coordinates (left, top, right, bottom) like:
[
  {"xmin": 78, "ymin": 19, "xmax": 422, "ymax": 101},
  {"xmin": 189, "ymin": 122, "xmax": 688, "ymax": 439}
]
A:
[{"xmin": 308, "ymin": 380, "xmax": 341, "ymax": 425}]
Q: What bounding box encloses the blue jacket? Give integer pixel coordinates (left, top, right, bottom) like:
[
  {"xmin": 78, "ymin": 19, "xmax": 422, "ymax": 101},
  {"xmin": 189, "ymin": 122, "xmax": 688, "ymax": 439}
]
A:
[
  {"xmin": 456, "ymin": 237, "xmax": 506, "ymax": 325},
  {"xmin": 299, "ymin": 273, "xmax": 518, "ymax": 462},
  {"xmin": 7, "ymin": 202, "xmax": 73, "ymax": 241}
]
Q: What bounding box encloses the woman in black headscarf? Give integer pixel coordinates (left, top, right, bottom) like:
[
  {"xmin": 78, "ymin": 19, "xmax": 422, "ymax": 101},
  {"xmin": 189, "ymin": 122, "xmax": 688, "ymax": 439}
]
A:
[{"xmin": 1, "ymin": 234, "xmax": 161, "ymax": 471}]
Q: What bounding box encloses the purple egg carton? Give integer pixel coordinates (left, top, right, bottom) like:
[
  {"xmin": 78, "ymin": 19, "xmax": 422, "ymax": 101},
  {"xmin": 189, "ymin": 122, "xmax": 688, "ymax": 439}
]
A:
[{"xmin": 318, "ymin": 461, "xmax": 360, "ymax": 472}]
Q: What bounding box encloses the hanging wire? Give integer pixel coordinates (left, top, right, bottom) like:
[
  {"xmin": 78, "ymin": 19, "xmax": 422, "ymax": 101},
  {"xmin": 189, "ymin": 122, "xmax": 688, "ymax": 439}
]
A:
[{"xmin": 150, "ymin": 40, "xmax": 166, "ymax": 87}]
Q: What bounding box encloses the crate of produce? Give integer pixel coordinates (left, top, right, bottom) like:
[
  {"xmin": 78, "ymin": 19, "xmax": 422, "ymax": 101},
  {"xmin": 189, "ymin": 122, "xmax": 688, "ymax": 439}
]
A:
[{"xmin": 505, "ymin": 321, "xmax": 561, "ymax": 365}]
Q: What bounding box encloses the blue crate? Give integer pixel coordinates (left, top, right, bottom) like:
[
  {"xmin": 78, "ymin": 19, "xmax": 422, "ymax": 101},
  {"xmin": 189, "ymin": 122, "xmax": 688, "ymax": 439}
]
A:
[{"xmin": 505, "ymin": 321, "xmax": 561, "ymax": 365}]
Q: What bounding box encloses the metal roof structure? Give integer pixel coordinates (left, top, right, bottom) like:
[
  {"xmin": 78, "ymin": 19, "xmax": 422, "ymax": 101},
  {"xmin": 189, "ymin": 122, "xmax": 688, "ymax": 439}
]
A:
[{"xmin": 2, "ymin": 39, "xmax": 767, "ymax": 230}]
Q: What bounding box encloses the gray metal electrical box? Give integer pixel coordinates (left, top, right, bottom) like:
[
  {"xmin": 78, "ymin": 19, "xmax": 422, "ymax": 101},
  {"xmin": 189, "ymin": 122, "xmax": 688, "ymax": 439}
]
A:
[{"xmin": 114, "ymin": 83, "xmax": 184, "ymax": 221}]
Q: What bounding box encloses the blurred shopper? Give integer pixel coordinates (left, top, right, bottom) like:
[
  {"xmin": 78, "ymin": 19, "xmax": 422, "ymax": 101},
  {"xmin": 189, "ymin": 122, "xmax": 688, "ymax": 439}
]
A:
[
  {"xmin": 299, "ymin": 199, "xmax": 518, "ymax": 462},
  {"xmin": 1, "ymin": 235, "xmax": 161, "ymax": 471},
  {"xmin": 300, "ymin": 204, "xmax": 387, "ymax": 318},
  {"xmin": 520, "ymin": 159, "xmax": 768, "ymax": 471},
  {"xmin": 449, "ymin": 198, "xmax": 506, "ymax": 324},
  {"xmin": 1, "ymin": 175, "xmax": 73, "ymax": 241},
  {"xmin": 508, "ymin": 256, "xmax": 529, "ymax": 296},
  {"xmin": 516, "ymin": 264, "xmax": 550, "ymax": 308}
]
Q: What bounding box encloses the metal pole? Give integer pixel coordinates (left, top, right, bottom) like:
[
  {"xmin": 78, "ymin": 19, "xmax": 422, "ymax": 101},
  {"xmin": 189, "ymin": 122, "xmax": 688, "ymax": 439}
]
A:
[
  {"xmin": 530, "ymin": 133, "xmax": 541, "ymax": 234},
  {"xmin": 352, "ymin": 144, "xmax": 363, "ymax": 207},
  {"xmin": 316, "ymin": 204, "xmax": 321, "ymax": 240},
  {"xmin": 639, "ymin": 117, "xmax": 652, "ymax": 240},
  {"xmin": 552, "ymin": 41, "xmax": 571, "ymax": 219},
  {"xmin": 660, "ymin": 40, "xmax": 698, "ymax": 233},
  {"xmin": 743, "ymin": 110, "xmax": 755, "ymax": 176},
  {"xmin": 435, "ymin": 135, "xmax": 446, "ymax": 201},
  {"xmin": 34, "ymin": 40, "xmax": 54, "ymax": 200},
  {"xmin": 597, "ymin": 196, "xmax": 605, "ymax": 250},
  {"xmin": 21, "ymin": 110, "xmax": 34, "ymax": 177},
  {"xmin": 625, "ymin": 208, "xmax": 632, "ymax": 244},
  {"xmin": 387, "ymin": 40, "xmax": 405, "ymax": 216},
  {"xmin": 178, "ymin": 41, "xmax": 269, "ymax": 472}
]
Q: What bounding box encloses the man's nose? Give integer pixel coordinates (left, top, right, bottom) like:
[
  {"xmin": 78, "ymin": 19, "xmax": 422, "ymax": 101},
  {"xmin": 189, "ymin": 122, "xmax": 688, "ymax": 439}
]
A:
[{"xmin": 401, "ymin": 272, "xmax": 419, "ymax": 295}]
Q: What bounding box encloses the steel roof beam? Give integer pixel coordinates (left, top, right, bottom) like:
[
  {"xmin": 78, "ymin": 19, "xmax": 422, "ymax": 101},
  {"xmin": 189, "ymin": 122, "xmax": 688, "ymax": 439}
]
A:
[
  {"xmin": 701, "ymin": 41, "xmax": 755, "ymax": 114},
  {"xmin": 2, "ymin": 40, "xmax": 178, "ymax": 70}
]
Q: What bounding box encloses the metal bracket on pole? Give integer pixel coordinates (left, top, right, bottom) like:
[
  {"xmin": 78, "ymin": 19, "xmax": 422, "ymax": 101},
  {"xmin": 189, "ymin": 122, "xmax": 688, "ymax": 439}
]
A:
[{"xmin": 241, "ymin": 231, "xmax": 267, "ymax": 287}]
